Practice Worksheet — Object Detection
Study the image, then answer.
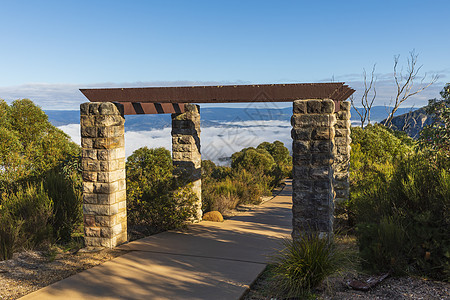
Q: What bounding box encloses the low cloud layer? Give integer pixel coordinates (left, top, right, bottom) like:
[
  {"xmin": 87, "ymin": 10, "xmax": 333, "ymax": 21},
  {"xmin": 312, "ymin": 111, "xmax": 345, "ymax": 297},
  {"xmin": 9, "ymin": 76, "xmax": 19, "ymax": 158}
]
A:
[
  {"xmin": 1, "ymin": 75, "xmax": 448, "ymax": 110},
  {"xmin": 58, "ymin": 120, "xmax": 292, "ymax": 164}
]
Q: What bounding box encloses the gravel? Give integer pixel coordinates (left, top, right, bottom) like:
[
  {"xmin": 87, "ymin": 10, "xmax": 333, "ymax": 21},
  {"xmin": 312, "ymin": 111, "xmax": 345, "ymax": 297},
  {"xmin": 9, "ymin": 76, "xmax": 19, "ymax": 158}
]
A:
[{"xmin": 0, "ymin": 248, "xmax": 128, "ymax": 300}]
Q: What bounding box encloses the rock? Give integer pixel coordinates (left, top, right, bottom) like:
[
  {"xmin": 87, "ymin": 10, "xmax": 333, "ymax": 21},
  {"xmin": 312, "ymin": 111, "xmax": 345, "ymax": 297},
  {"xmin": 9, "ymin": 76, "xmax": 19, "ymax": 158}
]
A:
[{"xmin": 202, "ymin": 211, "xmax": 224, "ymax": 222}]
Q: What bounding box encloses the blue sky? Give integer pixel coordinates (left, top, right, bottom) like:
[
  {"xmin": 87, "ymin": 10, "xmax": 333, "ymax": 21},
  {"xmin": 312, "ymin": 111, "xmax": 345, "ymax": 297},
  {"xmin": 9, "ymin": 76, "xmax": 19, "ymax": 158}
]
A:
[{"xmin": 0, "ymin": 0, "xmax": 448, "ymax": 109}]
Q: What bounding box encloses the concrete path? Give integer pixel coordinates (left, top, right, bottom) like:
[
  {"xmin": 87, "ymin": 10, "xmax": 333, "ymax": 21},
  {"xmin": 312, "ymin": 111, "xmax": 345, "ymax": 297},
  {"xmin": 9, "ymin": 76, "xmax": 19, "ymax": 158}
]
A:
[{"xmin": 21, "ymin": 181, "xmax": 292, "ymax": 300}]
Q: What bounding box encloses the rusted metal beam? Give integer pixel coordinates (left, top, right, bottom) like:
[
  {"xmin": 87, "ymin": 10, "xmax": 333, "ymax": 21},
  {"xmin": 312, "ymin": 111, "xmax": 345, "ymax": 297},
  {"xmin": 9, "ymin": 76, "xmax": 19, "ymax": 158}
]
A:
[
  {"xmin": 120, "ymin": 102, "xmax": 185, "ymax": 115},
  {"xmin": 80, "ymin": 83, "xmax": 355, "ymax": 104}
]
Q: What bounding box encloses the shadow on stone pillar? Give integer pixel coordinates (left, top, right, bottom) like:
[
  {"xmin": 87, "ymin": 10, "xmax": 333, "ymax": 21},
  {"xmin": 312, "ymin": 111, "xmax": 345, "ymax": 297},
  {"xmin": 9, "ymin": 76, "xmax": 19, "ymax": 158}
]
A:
[
  {"xmin": 80, "ymin": 102, "xmax": 127, "ymax": 249},
  {"xmin": 171, "ymin": 104, "xmax": 202, "ymax": 221},
  {"xmin": 291, "ymin": 99, "xmax": 336, "ymax": 241},
  {"xmin": 333, "ymin": 101, "xmax": 351, "ymax": 204}
]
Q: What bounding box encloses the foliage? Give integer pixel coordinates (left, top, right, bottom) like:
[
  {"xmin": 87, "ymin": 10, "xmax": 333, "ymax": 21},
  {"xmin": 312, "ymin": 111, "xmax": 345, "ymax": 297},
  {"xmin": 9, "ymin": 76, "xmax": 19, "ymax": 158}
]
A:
[
  {"xmin": 346, "ymin": 124, "xmax": 413, "ymax": 226},
  {"xmin": 0, "ymin": 99, "xmax": 79, "ymax": 190},
  {"xmin": 355, "ymin": 153, "xmax": 450, "ymax": 280},
  {"xmin": 126, "ymin": 147, "xmax": 197, "ymax": 231},
  {"xmin": 271, "ymin": 236, "xmax": 353, "ymax": 298},
  {"xmin": 43, "ymin": 158, "xmax": 83, "ymax": 242},
  {"xmin": 0, "ymin": 99, "xmax": 82, "ymax": 259},
  {"xmin": 202, "ymin": 141, "xmax": 291, "ymax": 213},
  {"xmin": 0, "ymin": 184, "xmax": 53, "ymax": 260},
  {"xmin": 420, "ymin": 83, "xmax": 450, "ymax": 162}
]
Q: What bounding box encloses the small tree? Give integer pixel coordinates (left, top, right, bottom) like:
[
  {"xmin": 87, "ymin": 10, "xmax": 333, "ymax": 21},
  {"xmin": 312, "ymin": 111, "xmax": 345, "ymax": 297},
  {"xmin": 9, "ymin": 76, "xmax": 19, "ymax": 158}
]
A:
[{"xmin": 420, "ymin": 83, "xmax": 450, "ymax": 160}]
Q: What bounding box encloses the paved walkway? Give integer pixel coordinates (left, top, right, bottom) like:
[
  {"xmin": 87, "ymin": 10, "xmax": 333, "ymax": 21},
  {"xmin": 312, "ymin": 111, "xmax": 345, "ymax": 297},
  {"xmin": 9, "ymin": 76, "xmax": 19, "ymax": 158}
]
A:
[{"xmin": 21, "ymin": 181, "xmax": 292, "ymax": 300}]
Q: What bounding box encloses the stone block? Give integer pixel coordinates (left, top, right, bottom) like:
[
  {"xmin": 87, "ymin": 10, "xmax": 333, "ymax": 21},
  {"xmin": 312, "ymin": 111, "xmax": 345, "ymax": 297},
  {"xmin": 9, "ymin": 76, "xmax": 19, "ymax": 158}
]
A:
[
  {"xmin": 80, "ymin": 115, "xmax": 95, "ymax": 127},
  {"xmin": 98, "ymin": 102, "xmax": 124, "ymax": 116},
  {"xmin": 95, "ymin": 216, "xmax": 114, "ymax": 227},
  {"xmin": 95, "ymin": 115, "xmax": 125, "ymax": 127},
  {"xmin": 310, "ymin": 140, "xmax": 332, "ymax": 153},
  {"xmin": 184, "ymin": 103, "xmax": 200, "ymax": 113},
  {"xmin": 340, "ymin": 101, "xmax": 351, "ymax": 111},
  {"xmin": 83, "ymin": 193, "xmax": 97, "ymax": 204},
  {"xmin": 81, "ymin": 138, "xmax": 93, "ymax": 149},
  {"xmin": 291, "ymin": 128, "xmax": 312, "ymax": 140},
  {"xmin": 83, "ymin": 182, "xmax": 94, "ymax": 193},
  {"xmin": 313, "ymin": 180, "xmax": 332, "ymax": 193},
  {"xmin": 97, "ymin": 126, "xmax": 124, "ymax": 138},
  {"xmin": 291, "ymin": 114, "xmax": 336, "ymax": 128},
  {"xmin": 293, "ymin": 165, "xmax": 310, "ymax": 178},
  {"xmin": 292, "ymin": 140, "xmax": 309, "ymax": 154},
  {"xmin": 80, "ymin": 103, "xmax": 90, "ymax": 116},
  {"xmin": 335, "ymin": 128, "xmax": 350, "ymax": 137},
  {"xmin": 307, "ymin": 99, "xmax": 323, "ymax": 113},
  {"xmin": 293, "ymin": 153, "xmax": 311, "ymax": 165},
  {"xmin": 293, "ymin": 179, "xmax": 313, "ymax": 192},
  {"xmin": 82, "ymin": 171, "xmax": 97, "ymax": 182},
  {"xmin": 172, "ymin": 144, "xmax": 192, "ymax": 152},
  {"xmin": 312, "ymin": 153, "xmax": 334, "ymax": 166},
  {"xmin": 335, "ymin": 119, "xmax": 351, "ymax": 129},
  {"xmin": 334, "ymin": 137, "xmax": 348, "ymax": 147},
  {"xmin": 312, "ymin": 127, "xmax": 334, "ymax": 140},
  {"xmin": 310, "ymin": 166, "xmax": 332, "ymax": 180},
  {"xmin": 82, "ymin": 149, "xmax": 97, "ymax": 160},
  {"xmin": 82, "ymin": 160, "xmax": 99, "ymax": 172},
  {"xmin": 321, "ymin": 99, "xmax": 335, "ymax": 114},
  {"xmin": 336, "ymin": 110, "xmax": 351, "ymax": 120},
  {"xmin": 293, "ymin": 100, "xmax": 307, "ymax": 114},
  {"xmin": 85, "ymin": 227, "xmax": 100, "ymax": 237},
  {"xmin": 84, "ymin": 215, "xmax": 95, "ymax": 227},
  {"xmin": 94, "ymin": 182, "xmax": 118, "ymax": 194},
  {"xmin": 81, "ymin": 126, "xmax": 97, "ymax": 138},
  {"xmin": 88, "ymin": 103, "xmax": 101, "ymax": 115},
  {"xmin": 83, "ymin": 204, "xmax": 110, "ymax": 216},
  {"xmin": 97, "ymin": 193, "xmax": 116, "ymax": 205},
  {"xmin": 100, "ymin": 227, "xmax": 113, "ymax": 238}
]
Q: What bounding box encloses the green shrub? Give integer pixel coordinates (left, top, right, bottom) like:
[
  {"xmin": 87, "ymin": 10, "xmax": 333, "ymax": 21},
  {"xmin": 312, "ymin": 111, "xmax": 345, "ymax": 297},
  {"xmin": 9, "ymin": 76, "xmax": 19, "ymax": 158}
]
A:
[
  {"xmin": 356, "ymin": 154, "xmax": 450, "ymax": 280},
  {"xmin": 202, "ymin": 141, "xmax": 291, "ymax": 213},
  {"xmin": 345, "ymin": 124, "xmax": 413, "ymax": 227},
  {"xmin": 43, "ymin": 165, "xmax": 82, "ymax": 243},
  {"xmin": 271, "ymin": 236, "xmax": 352, "ymax": 298},
  {"xmin": 0, "ymin": 184, "xmax": 53, "ymax": 260},
  {"xmin": 126, "ymin": 147, "xmax": 197, "ymax": 231}
]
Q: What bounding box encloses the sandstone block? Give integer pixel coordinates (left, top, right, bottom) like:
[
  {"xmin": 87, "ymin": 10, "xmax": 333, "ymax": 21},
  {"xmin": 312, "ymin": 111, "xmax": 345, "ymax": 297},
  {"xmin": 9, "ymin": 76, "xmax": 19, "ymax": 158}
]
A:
[{"xmin": 293, "ymin": 100, "xmax": 307, "ymax": 114}]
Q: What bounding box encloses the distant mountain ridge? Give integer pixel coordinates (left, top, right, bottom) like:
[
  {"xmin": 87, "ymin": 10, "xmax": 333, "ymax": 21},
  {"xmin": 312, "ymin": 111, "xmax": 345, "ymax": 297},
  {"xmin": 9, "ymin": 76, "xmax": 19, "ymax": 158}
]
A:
[{"xmin": 45, "ymin": 106, "xmax": 415, "ymax": 131}]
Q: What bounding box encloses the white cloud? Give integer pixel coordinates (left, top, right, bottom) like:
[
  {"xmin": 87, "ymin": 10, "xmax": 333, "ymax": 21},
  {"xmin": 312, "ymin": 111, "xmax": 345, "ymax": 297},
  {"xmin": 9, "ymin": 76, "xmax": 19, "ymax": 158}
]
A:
[
  {"xmin": 58, "ymin": 120, "xmax": 292, "ymax": 165},
  {"xmin": 0, "ymin": 80, "xmax": 251, "ymax": 110}
]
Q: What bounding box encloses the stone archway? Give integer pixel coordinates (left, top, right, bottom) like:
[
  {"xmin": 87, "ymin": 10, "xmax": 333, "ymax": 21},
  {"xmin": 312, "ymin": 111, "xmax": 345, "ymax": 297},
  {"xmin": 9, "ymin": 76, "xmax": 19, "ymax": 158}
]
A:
[{"xmin": 79, "ymin": 83, "xmax": 354, "ymax": 248}]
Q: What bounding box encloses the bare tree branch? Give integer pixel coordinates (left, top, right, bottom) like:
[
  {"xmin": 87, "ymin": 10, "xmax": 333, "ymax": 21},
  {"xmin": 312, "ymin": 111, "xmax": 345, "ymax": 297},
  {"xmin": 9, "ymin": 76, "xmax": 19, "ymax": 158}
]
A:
[
  {"xmin": 383, "ymin": 50, "xmax": 439, "ymax": 128},
  {"xmin": 350, "ymin": 64, "xmax": 377, "ymax": 128}
]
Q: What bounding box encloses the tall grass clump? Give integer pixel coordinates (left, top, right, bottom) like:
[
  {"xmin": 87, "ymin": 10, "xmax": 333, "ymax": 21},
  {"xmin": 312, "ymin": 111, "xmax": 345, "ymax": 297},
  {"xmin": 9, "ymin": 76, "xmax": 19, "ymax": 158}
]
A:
[{"xmin": 271, "ymin": 235, "xmax": 352, "ymax": 298}]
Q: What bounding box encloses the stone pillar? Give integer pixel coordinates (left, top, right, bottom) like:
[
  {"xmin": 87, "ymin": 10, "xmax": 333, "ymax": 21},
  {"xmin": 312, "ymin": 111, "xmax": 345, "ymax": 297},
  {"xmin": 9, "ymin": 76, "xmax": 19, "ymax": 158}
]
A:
[
  {"xmin": 80, "ymin": 102, "xmax": 127, "ymax": 249},
  {"xmin": 333, "ymin": 101, "xmax": 351, "ymax": 203},
  {"xmin": 171, "ymin": 104, "xmax": 202, "ymax": 221},
  {"xmin": 291, "ymin": 99, "xmax": 336, "ymax": 240}
]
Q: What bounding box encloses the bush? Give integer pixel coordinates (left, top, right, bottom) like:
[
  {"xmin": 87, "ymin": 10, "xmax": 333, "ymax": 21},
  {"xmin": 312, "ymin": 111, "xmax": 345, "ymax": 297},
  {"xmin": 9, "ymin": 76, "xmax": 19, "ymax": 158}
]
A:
[
  {"xmin": 356, "ymin": 153, "xmax": 450, "ymax": 280},
  {"xmin": 202, "ymin": 141, "xmax": 291, "ymax": 214},
  {"xmin": 0, "ymin": 184, "xmax": 53, "ymax": 260},
  {"xmin": 126, "ymin": 147, "xmax": 197, "ymax": 232},
  {"xmin": 43, "ymin": 163, "xmax": 82, "ymax": 242},
  {"xmin": 346, "ymin": 124, "xmax": 414, "ymax": 227},
  {"xmin": 271, "ymin": 236, "xmax": 352, "ymax": 298}
]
